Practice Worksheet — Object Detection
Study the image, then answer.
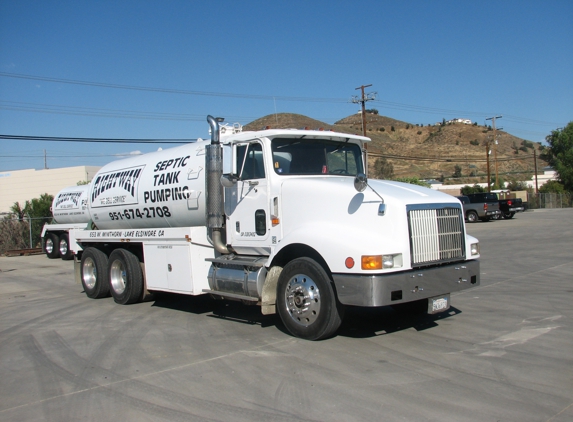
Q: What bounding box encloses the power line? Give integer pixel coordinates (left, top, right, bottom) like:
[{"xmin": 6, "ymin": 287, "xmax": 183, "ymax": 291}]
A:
[
  {"xmin": 0, "ymin": 72, "xmax": 563, "ymax": 128},
  {"xmin": 0, "ymin": 100, "xmax": 258, "ymax": 122},
  {"xmin": 368, "ymin": 151, "xmax": 539, "ymax": 163},
  {"xmin": 0, "ymin": 72, "xmax": 348, "ymax": 104},
  {"xmin": 0, "ymin": 135, "xmax": 194, "ymax": 144}
]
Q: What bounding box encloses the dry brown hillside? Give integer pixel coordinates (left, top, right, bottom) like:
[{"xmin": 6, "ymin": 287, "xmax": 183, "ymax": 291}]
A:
[{"xmin": 243, "ymin": 112, "xmax": 547, "ymax": 183}]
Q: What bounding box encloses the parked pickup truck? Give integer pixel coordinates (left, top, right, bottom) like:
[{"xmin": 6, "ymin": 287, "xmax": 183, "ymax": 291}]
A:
[
  {"xmin": 457, "ymin": 194, "xmax": 501, "ymax": 223},
  {"xmin": 467, "ymin": 192, "xmax": 524, "ymax": 220},
  {"xmin": 497, "ymin": 197, "xmax": 525, "ymax": 219}
]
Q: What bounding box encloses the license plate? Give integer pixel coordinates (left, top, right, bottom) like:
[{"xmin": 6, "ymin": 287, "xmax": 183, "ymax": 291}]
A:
[{"xmin": 428, "ymin": 294, "xmax": 450, "ymax": 314}]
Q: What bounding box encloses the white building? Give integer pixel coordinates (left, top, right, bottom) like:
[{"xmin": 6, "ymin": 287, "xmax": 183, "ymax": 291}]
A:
[
  {"xmin": 427, "ymin": 167, "xmax": 558, "ymax": 196},
  {"xmin": 447, "ymin": 118, "xmax": 472, "ymax": 125},
  {"xmin": 0, "ymin": 166, "xmax": 100, "ymax": 213}
]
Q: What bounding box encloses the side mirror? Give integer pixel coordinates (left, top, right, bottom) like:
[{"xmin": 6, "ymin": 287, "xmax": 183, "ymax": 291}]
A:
[
  {"xmin": 354, "ymin": 173, "xmax": 367, "ymax": 192},
  {"xmin": 220, "ymin": 174, "xmax": 238, "ymax": 188}
]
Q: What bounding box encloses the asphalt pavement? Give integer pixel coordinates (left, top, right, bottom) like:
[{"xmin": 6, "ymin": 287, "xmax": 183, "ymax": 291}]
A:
[{"xmin": 0, "ymin": 209, "xmax": 572, "ymax": 421}]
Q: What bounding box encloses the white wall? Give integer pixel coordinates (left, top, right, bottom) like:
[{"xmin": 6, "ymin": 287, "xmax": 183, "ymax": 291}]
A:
[
  {"xmin": 0, "ymin": 166, "xmax": 100, "ymax": 213},
  {"xmin": 429, "ymin": 169, "xmax": 557, "ymax": 194}
]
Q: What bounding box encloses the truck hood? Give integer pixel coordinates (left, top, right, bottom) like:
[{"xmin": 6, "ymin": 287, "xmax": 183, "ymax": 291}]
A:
[{"xmin": 276, "ymin": 176, "xmax": 464, "ymax": 274}]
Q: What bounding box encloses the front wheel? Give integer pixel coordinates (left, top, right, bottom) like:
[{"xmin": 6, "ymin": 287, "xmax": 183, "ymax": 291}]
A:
[
  {"xmin": 108, "ymin": 249, "xmax": 144, "ymax": 305},
  {"xmin": 277, "ymin": 258, "xmax": 343, "ymax": 340}
]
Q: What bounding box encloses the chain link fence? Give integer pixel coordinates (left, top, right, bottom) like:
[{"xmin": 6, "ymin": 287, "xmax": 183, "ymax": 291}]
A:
[
  {"xmin": 0, "ymin": 216, "xmax": 53, "ymax": 253},
  {"xmin": 527, "ymin": 193, "xmax": 573, "ymax": 209}
]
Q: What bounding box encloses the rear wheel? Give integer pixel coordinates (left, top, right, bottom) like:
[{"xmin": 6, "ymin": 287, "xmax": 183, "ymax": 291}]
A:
[
  {"xmin": 108, "ymin": 249, "xmax": 144, "ymax": 305},
  {"xmin": 466, "ymin": 211, "xmax": 478, "ymax": 223},
  {"xmin": 504, "ymin": 212, "xmax": 515, "ymax": 219},
  {"xmin": 277, "ymin": 258, "xmax": 343, "ymax": 340},
  {"xmin": 44, "ymin": 233, "xmax": 60, "ymax": 259},
  {"xmin": 81, "ymin": 247, "xmax": 110, "ymax": 299},
  {"xmin": 58, "ymin": 233, "xmax": 74, "ymax": 260}
]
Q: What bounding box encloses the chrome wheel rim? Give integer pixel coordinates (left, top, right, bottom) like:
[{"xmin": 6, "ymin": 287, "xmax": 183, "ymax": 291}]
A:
[
  {"xmin": 284, "ymin": 273, "xmax": 321, "ymax": 326},
  {"xmin": 82, "ymin": 257, "xmax": 97, "ymax": 290},
  {"xmin": 110, "ymin": 259, "xmax": 126, "ymax": 294},
  {"xmin": 59, "ymin": 238, "xmax": 68, "ymax": 255},
  {"xmin": 45, "ymin": 238, "xmax": 54, "ymax": 254}
]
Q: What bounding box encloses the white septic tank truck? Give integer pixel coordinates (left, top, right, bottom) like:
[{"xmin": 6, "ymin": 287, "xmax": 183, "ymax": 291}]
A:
[
  {"xmin": 41, "ymin": 184, "xmax": 91, "ymax": 260},
  {"xmin": 68, "ymin": 115, "xmax": 480, "ymax": 340}
]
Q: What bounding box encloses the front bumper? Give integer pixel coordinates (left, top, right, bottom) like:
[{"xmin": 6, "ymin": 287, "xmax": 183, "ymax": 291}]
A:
[{"xmin": 332, "ymin": 260, "xmax": 480, "ymax": 307}]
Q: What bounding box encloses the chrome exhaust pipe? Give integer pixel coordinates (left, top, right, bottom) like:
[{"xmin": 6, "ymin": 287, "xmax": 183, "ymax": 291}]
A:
[{"xmin": 206, "ymin": 115, "xmax": 229, "ymax": 254}]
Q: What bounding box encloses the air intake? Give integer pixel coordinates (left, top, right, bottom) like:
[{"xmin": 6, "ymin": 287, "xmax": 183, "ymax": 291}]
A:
[{"xmin": 407, "ymin": 204, "xmax": 465, "ymax": 267}]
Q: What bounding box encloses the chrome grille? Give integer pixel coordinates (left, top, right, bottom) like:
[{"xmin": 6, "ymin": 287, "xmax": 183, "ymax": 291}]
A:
[{"xmin": 407, "ymin": 204, "xmax": 465, "ymax": 267}]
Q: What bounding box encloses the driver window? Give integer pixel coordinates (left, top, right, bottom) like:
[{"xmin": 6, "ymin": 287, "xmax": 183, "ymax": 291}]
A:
[{"xmin": 237, "ymin": 142, "xmax": 265, "ymax": 180}]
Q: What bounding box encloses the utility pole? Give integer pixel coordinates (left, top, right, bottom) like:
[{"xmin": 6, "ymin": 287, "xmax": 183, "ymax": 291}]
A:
[
  {"xmin": 486, "ymin": 115, "xmax": 502, "ymax": 188},
  {"xmin": 44, "ymin": 149, "xmax": 48, "ymax": 169},
  {"xmin": 486, "ymin": 139, "xmax": 491, "ymax": 192},
  {"xmin": 533, "ymin": 149, "xmax": 539, "ymax": 193},
  {"xmin": 351, "ymin": 85, "xmax": 376, "ymax": 177},
  {"xmin": 352, "ymin": 84, "xmax": 377, "ymax": 138}
]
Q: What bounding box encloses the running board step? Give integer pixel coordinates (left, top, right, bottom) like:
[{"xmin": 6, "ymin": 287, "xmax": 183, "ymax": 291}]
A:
[{"xmin": 202, "ymin": 289, "xmax": 259, "ymax": 302}]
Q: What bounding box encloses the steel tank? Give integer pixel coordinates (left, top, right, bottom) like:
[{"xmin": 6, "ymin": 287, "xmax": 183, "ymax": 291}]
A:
[
  {"xmin": 87, "ymin": 140, "xmax": 209, "ymax": 230},
  {"xmin": 52, "ymin": 185, "xmax": 90, "ymax": 224}
]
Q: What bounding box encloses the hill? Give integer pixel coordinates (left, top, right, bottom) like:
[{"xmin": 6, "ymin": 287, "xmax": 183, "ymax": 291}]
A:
[{"xmin": 242, "ymin": 112, "xmax": 547, "ymax": 184}]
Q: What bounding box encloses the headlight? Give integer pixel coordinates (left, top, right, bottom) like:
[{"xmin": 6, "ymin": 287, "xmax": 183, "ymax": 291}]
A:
[
  {"xmin": 361, "ymin": 254, "xmax": 402, "ymax": 270},
  {"xmin": 470, "ymin": 242, "xmax": 480, "ymax": 256}
]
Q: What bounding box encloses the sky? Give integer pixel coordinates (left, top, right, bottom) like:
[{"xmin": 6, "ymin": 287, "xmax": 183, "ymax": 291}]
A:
[{"xmin": 1, "ymin": 0, "xmax": 572, "ymax": 172}]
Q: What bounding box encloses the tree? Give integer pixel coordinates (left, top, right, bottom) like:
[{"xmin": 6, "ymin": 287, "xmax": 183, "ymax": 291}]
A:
[
  {"xmin": 373, "ymin": 157, "xmax": 394, "ymax": 180},
  {"xmin": 10, "ymin": 202, "xmax": 25, "ymax": 220},
  {"xmin": 12, "ymin": 193, "xmax": 54, "ymax": 248},
  {"xmin": 461, "ymin": 184, "xmax": 485, "ymax": 195},
  {"xmin": 0, "ymin": 217, "xmax": 28, "ymax": 253},
  {"xmin": 506, "ymin": 179, "xmax": 530, "ymax": 191},
  {"xmin": 539, "ymin": 180, "xmax": 565, "ymax": 194},
  {"xmin": 452, "ymin": 165, "xmax": 462, "ymax": 178},
  {"xmin": 545, "ymin": 121, "xmax": 573, "ymax": 191}
]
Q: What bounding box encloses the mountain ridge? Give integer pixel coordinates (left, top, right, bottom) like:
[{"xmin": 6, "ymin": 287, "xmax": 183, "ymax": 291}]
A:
[{"xmin": 243, "ymin": 112, "xmax": 547, "ymax": 183}]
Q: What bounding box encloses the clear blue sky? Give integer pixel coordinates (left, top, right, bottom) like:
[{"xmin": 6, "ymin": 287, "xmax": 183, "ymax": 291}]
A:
[{"xmin": 1, "ymin": 0, "xmax": 572, "ymax": 171}]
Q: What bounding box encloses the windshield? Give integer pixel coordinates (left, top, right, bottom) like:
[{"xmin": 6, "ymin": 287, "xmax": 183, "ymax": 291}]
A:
[{"xmin": 271, "ymin": 138, "xmax": 364, "ymax": 176}]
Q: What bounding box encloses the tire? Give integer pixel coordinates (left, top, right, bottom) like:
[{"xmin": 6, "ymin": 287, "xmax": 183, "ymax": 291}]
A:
[
  {"xmin": 466, "ymin": 211, "xmax": 478, "ymax": 223},
  {"xmin": 58, "ymin": 233, "xmax": 74, "ymax": 260},
  {"xmin": 480, "ymin": 217, "xmax": 491, "ymax": 222},
  {"xmin": 44, "ymin": 233, "xmax": 61, "ymax": 259},
  {"xmin": 81, "ymin": 247, "xmax": 110, "ymax": 299},
  {"xmin": 277, "ymin": 257, "xmax": 343, "ymax": 340},
  {"xmin": 108, "ymin": 249, "xmax": 144, "ymax": 305},
  {"xmin": 504, "ymin": 212, "xmax": 515, "ymax": 219}
]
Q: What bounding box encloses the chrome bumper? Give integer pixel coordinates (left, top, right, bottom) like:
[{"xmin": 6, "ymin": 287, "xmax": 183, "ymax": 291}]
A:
[{"xmin": 332, "ymin": 260, "xmax": 480, "ymax": 307}]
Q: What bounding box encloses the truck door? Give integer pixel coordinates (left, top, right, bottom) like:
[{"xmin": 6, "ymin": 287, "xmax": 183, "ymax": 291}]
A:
[{"xmin": 224, "ymin": 141, "xmax": 270, "ymax": 254}]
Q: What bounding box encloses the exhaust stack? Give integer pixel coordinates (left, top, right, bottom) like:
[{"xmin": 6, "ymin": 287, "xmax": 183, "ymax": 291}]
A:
[{"xmin": 206, "ymin": 115, "xmax": 229, "ymax": 254}]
